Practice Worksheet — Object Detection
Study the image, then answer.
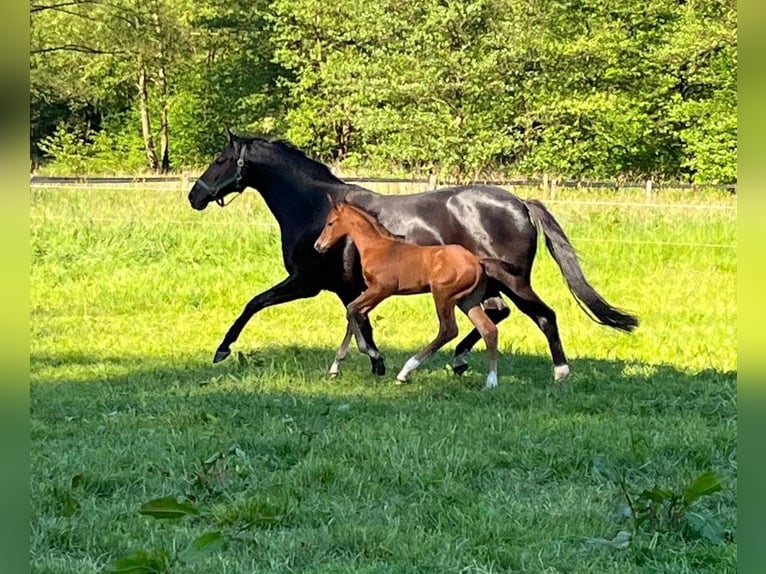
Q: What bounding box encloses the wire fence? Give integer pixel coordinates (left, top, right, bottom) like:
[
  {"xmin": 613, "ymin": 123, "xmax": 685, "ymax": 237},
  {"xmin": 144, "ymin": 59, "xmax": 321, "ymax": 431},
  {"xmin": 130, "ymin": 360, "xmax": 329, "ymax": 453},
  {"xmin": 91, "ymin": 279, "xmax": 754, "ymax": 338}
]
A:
[
  {"xmin": 30, "ymin": 176, "xmax": 736, "ymax": 250},
  {"xmin": 29, "ymin": 213, "xmax": 737, "ymax": 251},
  {"xmin": 30, "ymin": 174, "xmax": 738, "ymax": 213},
  {"xmin": 30, "ymin": 174, "xmax": 737, "ymax": 194}
]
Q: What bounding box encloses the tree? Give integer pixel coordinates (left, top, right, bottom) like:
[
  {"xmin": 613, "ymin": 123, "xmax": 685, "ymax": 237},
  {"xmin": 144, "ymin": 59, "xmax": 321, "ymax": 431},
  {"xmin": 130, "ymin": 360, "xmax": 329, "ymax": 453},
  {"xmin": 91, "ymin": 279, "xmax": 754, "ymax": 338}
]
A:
[
  {"xmin": 29, "ymin": 0, "xmax": 737, "ymax": 182},
  {"xmin": 31, "ymin": 0, "xmax": 194, "ymax": 172}
]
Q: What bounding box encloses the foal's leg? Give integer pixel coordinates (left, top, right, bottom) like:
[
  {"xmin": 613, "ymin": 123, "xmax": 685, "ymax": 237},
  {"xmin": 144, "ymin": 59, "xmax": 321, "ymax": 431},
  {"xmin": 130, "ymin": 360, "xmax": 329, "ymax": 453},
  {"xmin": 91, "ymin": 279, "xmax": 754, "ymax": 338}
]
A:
[
  {"xmin": 345, "ymin": 286, "xmax": 393, "ymax": 365},
  {"xmin": 464, "ymin": 305, "xmax": 499, "ymax": 388},
  {"xmin": 327, "ymin": 322, "xmax": 353, "ymax": 377},
  {"xmin": 451, "ymin": 291, "xmax": 510, "ymax": 375},
  {"xmin": 396, "ymin": 294, "xmax": 459, "ymax": 383},
  {"xmin": 335, "ymin": 291, "xmax": 386, "ymax": 376},
  {"xmin": 213, "ymin": 274, "xmax": 321, "ymax": 363}
]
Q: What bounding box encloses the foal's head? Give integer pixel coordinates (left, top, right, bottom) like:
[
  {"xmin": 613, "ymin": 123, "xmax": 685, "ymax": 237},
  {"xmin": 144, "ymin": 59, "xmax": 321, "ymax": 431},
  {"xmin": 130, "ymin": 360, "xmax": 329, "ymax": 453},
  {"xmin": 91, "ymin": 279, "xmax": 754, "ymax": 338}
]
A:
[{"xmin": 314, "ymin": 197, "xmax": 351, "ymax": 254}]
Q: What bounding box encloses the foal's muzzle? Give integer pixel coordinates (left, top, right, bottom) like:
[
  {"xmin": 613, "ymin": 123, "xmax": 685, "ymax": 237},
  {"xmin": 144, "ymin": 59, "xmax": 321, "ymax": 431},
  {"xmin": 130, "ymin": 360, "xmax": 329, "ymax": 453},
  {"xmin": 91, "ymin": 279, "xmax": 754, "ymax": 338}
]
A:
[{"xmin": 314, "ymin": 240, "xmax": 328, "ymax": 253}]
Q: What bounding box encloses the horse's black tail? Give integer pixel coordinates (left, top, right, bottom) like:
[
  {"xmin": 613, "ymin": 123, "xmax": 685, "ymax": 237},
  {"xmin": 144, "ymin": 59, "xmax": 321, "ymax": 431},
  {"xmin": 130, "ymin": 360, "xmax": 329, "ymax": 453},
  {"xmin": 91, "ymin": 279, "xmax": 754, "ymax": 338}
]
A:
[{"xmin": 524, "ymin": 199, "xmax": 639, "ymax": 332}]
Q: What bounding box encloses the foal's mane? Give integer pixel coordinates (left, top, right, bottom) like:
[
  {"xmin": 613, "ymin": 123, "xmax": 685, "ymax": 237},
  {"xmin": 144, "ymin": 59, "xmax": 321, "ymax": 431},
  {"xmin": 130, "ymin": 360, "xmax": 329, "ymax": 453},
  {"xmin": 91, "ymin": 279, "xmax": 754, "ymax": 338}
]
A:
[{"xmin": 341, "ymin": 202, "xmax": 399, "ymax": 240}]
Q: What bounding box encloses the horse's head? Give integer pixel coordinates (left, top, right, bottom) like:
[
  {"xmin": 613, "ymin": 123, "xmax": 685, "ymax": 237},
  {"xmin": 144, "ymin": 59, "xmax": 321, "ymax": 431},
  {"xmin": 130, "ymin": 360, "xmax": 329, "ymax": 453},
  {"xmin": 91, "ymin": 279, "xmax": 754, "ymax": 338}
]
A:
[
  {"xmin": 314, "ymin": 195, "xmax": 349, "ymax": 253},
  {"xmin": 188, "ymin": 128, "xmax": 251, "ymax": 210}
]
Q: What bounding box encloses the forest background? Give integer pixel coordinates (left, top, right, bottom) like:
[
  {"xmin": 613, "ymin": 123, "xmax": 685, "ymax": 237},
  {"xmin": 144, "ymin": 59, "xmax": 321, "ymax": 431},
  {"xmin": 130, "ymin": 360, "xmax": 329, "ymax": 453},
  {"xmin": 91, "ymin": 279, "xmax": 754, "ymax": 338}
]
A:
[{"xmin": 29, "ymin": 0, "xmax": 736, "ymax": 184}]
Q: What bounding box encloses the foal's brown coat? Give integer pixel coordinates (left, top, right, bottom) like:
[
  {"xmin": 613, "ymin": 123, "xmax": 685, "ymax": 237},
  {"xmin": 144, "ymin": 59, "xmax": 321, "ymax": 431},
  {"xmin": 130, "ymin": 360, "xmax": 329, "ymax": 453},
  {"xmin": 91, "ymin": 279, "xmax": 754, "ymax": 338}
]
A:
[{"xmin": 314, "ymin": 198, "xmax": 500, "ymax": 386}]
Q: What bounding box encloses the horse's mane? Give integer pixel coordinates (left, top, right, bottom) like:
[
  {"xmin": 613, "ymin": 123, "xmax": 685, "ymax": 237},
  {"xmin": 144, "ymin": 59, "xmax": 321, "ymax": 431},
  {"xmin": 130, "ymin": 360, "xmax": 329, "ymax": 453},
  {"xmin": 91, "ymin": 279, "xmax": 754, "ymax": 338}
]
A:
[
  {"xmin": 342, "ymin": 202, "xmax": 399, "ymax": 240},
  {"xmin": 235, "ymin": 133, "xmax": 341, "ymax": 184}
]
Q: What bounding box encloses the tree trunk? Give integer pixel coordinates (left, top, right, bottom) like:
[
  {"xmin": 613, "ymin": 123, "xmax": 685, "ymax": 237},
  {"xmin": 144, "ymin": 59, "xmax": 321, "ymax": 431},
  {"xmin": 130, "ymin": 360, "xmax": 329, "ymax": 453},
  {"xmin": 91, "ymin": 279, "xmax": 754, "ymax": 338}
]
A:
[
  {"xmin": 152, "ymin": 0, "xmax": 170, "ymax": 173},
  {"xmin": 138, "ymin": 64, "xmax": 159, "ymax": 172},
  {"xmin": 158, "ymin": 63, "xmax": 170, "ymax": 173}
]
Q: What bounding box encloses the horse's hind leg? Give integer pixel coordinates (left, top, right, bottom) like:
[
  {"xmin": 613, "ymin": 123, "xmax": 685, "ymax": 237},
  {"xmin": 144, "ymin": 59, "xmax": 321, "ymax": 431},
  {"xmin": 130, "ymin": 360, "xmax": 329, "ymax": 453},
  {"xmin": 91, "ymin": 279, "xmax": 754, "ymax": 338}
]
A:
[
  {"xmin": 397, "ymin": 295, "xmax": 459, "ymax": 383},
  {"xmin": 499, "ymin": 276, "xmax": 569, "ymax": 381},
  {"xmin": 451, "ymin": 292, "xmax": 509, "ymax": 375},
  {"xmin": 464, "ymin": 305, "xmax": 499, "ymax": 388}
]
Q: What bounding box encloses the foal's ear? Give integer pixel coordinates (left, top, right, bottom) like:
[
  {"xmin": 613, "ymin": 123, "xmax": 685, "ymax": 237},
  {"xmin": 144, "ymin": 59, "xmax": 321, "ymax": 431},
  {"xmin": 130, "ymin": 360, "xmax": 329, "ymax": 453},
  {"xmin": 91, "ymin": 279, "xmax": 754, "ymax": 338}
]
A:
[{"xmin": 326, "ymin": 193, "xmax": 337, "ymax": 209}]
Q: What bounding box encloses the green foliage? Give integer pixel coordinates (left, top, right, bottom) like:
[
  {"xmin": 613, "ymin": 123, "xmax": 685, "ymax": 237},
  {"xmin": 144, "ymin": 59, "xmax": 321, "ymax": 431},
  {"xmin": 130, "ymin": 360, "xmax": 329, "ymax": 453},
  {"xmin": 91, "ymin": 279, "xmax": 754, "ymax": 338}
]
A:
[
  {"xmin": 674, "ymin": 96, "xmax": 737, "ymax": 184},
  {"xmin": 168, "ymin": 0, "xmax": 286, "ymax": 166},
  {"xmin": 138, "ymin": 497, "xmax": 200, "ymax": 520},
  {"xmin": 105, "ymin": 495, "xmax": 225, "ymax": 573},
  {"xmin": 37, "ymin": 120, "xmax": 147, "ymax": 175},
  {"xmin": 593, "ymin": 461, "xmax": 732, "ymax": 546},
  {"xmin": 31, "ymin": 0, "xmax": 736, "ymax": 181},
  {"xmin": 37, "ymin": 124, "xmax": 92, "ymax": 176},
  {"xmin": 103, "ymin": 550, "xmax": 171, "ymax": 574}
]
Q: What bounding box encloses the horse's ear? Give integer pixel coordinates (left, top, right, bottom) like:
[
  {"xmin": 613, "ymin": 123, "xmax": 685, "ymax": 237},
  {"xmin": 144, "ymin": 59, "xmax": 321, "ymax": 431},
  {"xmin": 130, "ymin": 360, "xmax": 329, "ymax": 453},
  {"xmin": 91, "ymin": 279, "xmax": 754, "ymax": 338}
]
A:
[
  {"xmin": 326, "ymin": 193, "xmax": 337, "ymax": 209},
  {"xmin": 225, "ymin": 126, "xmax": 234, "ymax": 144}
]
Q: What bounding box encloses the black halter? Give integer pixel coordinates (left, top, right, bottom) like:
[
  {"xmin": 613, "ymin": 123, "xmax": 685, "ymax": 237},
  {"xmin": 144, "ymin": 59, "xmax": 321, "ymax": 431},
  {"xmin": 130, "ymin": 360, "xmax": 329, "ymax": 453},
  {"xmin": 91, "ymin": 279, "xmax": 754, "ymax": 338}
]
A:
[{"xmin": 195, "ymin": 145, "xmax": 248, "ymax": 207}]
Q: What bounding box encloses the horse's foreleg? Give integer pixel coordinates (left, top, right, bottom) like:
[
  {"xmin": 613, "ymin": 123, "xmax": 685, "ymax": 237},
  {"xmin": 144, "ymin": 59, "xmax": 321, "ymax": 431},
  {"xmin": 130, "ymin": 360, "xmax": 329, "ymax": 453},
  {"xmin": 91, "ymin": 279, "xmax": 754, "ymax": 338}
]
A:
[{"xmin": 213, "ymin": 274, "xmax": 321, "ymax": 363}]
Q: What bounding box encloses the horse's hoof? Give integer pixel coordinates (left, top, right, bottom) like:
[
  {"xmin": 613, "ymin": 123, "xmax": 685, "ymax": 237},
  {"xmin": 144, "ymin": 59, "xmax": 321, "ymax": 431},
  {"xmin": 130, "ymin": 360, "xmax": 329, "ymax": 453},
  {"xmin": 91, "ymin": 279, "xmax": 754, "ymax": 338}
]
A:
[
  {"xmin": 451, "ymin": 363, "xmax": 470, "ymax": 376},
  {"xmin": 371, "ymin": 357, "xmax": 386, "ymax": 376},
  {"xmin": 213, "ymin": 348, "xmax": 231, "ymax": 363},
  {"xmin": 554, "ymin": 364, "xmax": 570, "ymax": 382}
]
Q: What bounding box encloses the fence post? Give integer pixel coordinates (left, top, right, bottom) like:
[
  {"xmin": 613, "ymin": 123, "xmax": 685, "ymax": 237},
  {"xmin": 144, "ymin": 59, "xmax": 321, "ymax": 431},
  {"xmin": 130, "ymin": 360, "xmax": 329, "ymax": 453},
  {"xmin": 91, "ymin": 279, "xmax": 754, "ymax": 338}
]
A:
[
  {"xmin": 428, "ymin": 173, "xmax": 437, "ymax": 190},
  {"xmin": 550, "ymin": 178, "xmax": 557, "ymax": 200},
  {"xmin": 645, "ymin": 179, "xmax": 653, "ymax": 200},
  {"xmin": 542, "ymin": 173, "xmax": 549, "ymax": 195}
]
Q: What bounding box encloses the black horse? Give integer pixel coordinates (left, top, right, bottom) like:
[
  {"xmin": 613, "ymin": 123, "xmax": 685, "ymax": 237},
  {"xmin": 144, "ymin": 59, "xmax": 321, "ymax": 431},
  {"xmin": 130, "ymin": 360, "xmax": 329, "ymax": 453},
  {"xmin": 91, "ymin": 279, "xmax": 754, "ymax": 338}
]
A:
[{"xmin": 188, "ymin": 130, "xmax": 638, "ymax": 380}]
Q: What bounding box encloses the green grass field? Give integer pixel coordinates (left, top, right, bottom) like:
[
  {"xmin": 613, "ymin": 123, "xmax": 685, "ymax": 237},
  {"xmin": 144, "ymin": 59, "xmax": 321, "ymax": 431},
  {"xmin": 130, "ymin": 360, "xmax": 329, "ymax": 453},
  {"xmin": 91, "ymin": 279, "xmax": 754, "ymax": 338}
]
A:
[{"xmin": 30, "ymin": 184, "xmax": 736, "ymax": 573}]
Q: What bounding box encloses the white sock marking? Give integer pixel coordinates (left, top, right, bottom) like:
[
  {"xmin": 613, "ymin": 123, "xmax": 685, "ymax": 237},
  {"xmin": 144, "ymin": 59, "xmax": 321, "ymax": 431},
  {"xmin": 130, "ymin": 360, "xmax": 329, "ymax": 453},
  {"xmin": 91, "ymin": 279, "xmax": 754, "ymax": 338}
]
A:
[
  {"xmin": 485, "ymin": 371, "xmax": 498, "ymax": 388},
  {"xmin": 554, "ymin": 364, "xmax": 570, "ymax": 381},
  {"xmin": 396, "ymin": 356, "xmax": 420, "ymax": 382}
]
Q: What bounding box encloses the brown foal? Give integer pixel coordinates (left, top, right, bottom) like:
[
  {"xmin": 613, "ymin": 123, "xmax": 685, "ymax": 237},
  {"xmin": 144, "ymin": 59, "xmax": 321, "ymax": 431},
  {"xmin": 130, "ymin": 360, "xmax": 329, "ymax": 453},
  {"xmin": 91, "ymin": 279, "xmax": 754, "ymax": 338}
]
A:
[{"xmin": 314, "ymin": 197, "xmax": 500, "ymax": 388}]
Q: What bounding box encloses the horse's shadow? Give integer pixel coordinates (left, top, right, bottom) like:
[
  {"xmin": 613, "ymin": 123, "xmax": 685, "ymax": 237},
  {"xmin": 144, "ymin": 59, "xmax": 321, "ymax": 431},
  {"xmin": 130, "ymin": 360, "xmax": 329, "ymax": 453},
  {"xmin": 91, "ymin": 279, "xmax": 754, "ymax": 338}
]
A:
[
  {"xmin": 30, "ymin": 347, "xmax": 736, "ymax": 525},
  {"xmin": 31, "ymin": 346, "xmax": 736, "ymax": 421}
]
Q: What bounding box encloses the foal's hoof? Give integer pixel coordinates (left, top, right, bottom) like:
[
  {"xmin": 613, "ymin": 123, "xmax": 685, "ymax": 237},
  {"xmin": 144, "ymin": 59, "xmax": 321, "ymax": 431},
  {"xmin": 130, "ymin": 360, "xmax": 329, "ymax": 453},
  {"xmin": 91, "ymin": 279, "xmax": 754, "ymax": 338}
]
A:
[
  {"xmin": 213, "ymin": 347, "xmax": 231, "ymax": 363},
  {"xmin": 371, "ymin": 357, "xmax": 386, "ymax": 376}
]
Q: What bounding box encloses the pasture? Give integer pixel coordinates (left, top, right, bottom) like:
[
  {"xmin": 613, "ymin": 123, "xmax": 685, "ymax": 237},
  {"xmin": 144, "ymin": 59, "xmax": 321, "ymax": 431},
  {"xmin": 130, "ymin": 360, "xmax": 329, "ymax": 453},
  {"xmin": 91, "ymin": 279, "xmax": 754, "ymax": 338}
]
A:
[{"xmin": 30, "ymin": 184, "xmax": 736, "ymax": 573}]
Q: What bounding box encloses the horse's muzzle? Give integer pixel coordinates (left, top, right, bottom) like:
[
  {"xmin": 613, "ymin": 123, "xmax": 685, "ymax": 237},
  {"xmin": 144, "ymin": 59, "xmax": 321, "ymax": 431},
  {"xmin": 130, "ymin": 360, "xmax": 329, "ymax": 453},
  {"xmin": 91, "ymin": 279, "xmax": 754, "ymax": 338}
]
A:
[
  {"xmin": 188, "ymin": 186, "xmax": 210, "ymax": 211},
  {"xmin": 314, "ymin": 241, "xmax": 327, "ymax": 253}
]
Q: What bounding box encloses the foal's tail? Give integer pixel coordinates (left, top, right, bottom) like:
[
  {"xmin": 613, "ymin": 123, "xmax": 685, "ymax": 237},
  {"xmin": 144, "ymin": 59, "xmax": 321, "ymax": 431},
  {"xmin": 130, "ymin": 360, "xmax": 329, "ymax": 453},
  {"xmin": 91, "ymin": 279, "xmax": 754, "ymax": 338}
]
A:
[{"xmin": 524, "ymin": 199, "xmax": 639, "ymax": 332}]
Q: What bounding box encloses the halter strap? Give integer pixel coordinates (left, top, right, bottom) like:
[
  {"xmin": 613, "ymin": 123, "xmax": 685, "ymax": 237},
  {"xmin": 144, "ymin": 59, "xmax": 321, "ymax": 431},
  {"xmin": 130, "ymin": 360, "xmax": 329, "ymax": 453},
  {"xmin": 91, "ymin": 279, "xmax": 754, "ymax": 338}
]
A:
[{"xmin": 195, "ymin": 145, "xmax": 248, "ymax": 207}]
